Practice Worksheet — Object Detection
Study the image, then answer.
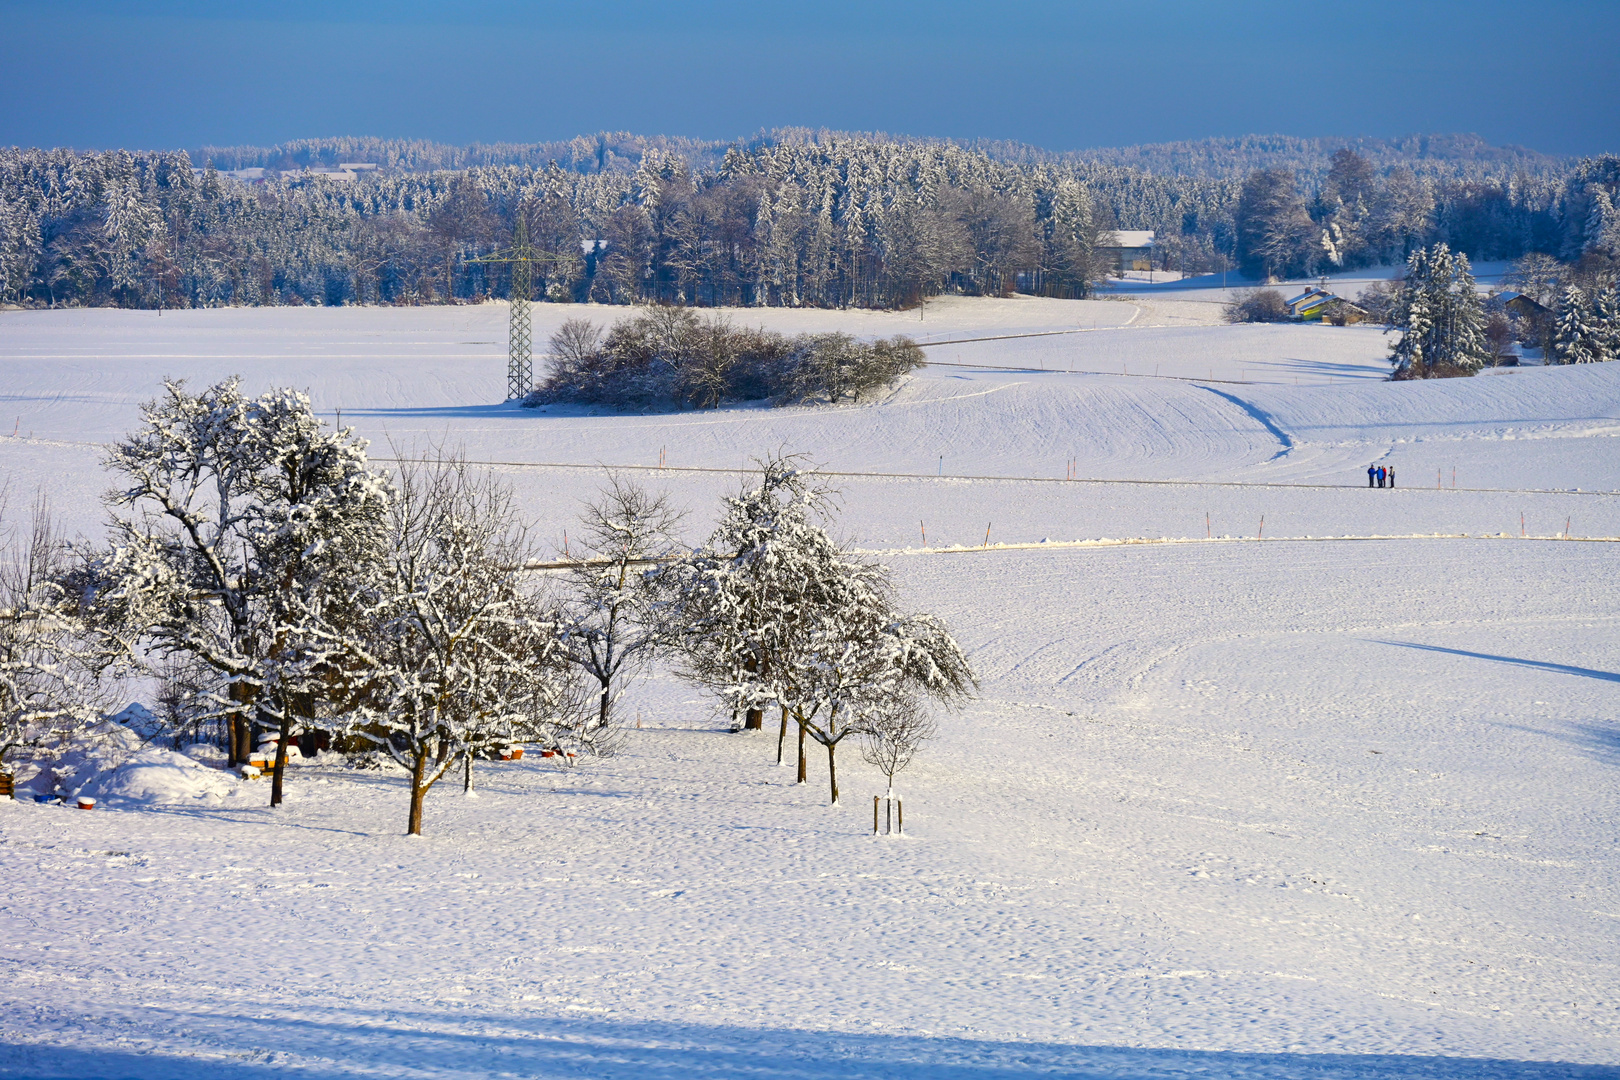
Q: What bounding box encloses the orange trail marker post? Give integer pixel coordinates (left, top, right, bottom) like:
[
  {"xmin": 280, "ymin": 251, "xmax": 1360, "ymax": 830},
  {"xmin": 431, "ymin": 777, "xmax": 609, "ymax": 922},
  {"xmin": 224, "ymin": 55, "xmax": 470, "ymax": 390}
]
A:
[
  {"xmin": 1258, "ymin": 515, "xmax": 1264, "ymax": 539},
  {"xmin": 1206, "ymin": 512, "xmax": 1211, "ymax": 539},
  {"xmin": 1521, "ymin": 513, "xmax": 1526, "ymax": 537},
  {"xmin": 1566, "ymin": 516, "xmax": 1572, "ymax": 539},
  {"xmin": 983, "ymin": 523, "xmax": 992, "ymax": 548},
  {"xmin": 920, "ymin": 521, "xmax": 927, "ymax": 548}
]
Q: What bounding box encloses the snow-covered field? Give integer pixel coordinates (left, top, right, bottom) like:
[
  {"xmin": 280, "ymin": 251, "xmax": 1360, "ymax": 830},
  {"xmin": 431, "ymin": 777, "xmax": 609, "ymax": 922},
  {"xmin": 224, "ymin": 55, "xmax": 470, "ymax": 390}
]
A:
[{"xmin": 2, "ymin": 298, "xmax": 1618, "ymax": 1078}]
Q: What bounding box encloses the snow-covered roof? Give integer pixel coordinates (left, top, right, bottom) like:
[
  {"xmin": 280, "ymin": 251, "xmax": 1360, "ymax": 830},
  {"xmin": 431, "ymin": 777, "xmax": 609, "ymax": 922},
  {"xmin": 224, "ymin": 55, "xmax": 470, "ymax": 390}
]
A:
[{"xmin": 1099, "ymin": 230, "xmax": 1155, "ymax": 249}]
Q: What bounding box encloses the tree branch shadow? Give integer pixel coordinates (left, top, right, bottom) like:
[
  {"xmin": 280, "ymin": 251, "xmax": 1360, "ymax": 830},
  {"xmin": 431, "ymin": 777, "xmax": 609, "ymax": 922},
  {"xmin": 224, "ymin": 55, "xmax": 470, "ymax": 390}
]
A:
[{"xmin": 4, "ymin": 1005, "xmax": 1614, "ymax": 1080}]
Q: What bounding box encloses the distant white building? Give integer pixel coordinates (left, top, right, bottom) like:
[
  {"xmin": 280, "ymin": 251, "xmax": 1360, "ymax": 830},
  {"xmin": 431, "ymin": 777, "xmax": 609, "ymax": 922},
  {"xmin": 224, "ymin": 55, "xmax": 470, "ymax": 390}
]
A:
[{"xmin": 1098, "ymin": 230, "xmax": 1155, "ymax": 273}]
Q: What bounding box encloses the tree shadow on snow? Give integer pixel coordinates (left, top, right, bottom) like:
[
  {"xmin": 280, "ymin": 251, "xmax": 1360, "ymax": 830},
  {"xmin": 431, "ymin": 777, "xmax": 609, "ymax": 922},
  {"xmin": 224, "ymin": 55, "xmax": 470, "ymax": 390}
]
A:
[
  {"xmin": 1496, "ymin": 719, "xmax": 1620, "ymax": 769},
  {"xmin": 3, "ymin": 1008, "xmax": 1615, "ymax": 1080},
  {"xmin": 1373, "ymin": 641, "xmax": 1620, "ymax": 684},
  {"xmin": 1270, "ymin": 356, "xmax": 1391, "ymax": 379}
]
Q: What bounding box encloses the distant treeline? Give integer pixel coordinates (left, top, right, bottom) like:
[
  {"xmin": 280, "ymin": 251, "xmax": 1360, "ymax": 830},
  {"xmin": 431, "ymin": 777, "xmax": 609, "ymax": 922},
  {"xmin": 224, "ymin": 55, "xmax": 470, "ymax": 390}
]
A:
[{"xmin": 1, "ymin": 131, "xmax": 1616, "ymax": 311}]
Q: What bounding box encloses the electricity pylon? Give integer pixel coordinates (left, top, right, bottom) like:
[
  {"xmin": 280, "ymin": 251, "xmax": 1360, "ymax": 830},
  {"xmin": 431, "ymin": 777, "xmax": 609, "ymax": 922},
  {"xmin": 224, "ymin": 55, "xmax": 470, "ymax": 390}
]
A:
[{"xmin": 465, "ymin": 216, "xmax": 567, "ymax": 400}]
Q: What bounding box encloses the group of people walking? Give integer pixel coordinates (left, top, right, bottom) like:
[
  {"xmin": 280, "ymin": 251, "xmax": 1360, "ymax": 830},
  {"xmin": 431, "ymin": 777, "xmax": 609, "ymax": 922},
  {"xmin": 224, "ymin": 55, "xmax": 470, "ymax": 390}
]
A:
[{"xmin": 1367, "ymin": 464, "xmax": 1395, "ymax": 488}]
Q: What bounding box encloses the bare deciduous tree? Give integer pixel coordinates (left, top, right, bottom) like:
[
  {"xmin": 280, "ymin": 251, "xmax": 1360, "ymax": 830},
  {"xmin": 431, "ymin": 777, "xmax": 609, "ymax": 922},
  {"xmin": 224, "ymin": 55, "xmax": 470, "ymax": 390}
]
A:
[
  {"xmin": 559, "ymin": 478, "xmax": 683, "ymax": 734},
  {"xmin": 860, "ymin": 695, "xmax": 937, "ymax": 796}
]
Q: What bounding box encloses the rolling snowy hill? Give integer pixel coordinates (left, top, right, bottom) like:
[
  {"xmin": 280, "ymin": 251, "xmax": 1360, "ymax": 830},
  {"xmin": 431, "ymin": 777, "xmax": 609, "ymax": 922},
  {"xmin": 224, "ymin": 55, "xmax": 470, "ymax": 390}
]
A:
[{"xmin": 1, "ymin": 299, "xmax": 1617, "ymax": 1079}]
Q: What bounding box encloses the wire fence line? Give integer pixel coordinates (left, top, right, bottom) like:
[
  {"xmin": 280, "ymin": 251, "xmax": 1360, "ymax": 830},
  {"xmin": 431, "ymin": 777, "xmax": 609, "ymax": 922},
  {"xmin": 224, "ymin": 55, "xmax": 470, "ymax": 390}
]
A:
[
  {"xmin": 368, "ymin": 457, "xmax": 1620, "ymax": 499},
  {"xmin": 15, "ymin": 436, "xmax": 1608, "ymax": 498}
]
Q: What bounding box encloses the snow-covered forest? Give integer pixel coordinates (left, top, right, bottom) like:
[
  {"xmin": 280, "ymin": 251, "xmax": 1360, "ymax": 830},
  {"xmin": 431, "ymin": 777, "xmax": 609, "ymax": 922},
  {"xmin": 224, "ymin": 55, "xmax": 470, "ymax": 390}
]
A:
[{"xmin": 3, "ymin": 131, "xmax": 1617, "ymax": 310}]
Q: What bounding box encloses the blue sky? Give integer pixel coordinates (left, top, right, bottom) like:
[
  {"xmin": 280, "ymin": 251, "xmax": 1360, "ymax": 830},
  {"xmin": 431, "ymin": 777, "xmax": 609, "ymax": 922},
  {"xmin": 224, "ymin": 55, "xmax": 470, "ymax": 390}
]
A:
[{"xmin": 1, "ymin": 0, "xmax": 1615, "ymax": 155}]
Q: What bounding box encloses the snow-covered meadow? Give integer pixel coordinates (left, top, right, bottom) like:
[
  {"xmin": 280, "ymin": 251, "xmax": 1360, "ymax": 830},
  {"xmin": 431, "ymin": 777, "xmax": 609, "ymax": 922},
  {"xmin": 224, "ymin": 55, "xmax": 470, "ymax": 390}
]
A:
[{"xmin": 1, "ymin": 297, "xmax": 1618, "ymax": 1078}]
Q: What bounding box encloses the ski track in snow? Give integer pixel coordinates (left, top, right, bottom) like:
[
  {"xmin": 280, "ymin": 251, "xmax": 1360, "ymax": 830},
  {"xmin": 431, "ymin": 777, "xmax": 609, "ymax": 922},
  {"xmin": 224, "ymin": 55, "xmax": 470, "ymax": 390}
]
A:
[{"xmin": 1, "ymin": 299, "xmax": 1619, "ymax": 1079}]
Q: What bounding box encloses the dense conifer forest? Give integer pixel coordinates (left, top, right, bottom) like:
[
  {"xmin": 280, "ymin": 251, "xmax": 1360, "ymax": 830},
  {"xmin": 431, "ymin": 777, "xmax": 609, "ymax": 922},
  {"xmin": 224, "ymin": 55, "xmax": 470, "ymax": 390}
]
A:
[{"xmin": 1, "ymin": 130, "xmax": 1616, "ymax": 310}]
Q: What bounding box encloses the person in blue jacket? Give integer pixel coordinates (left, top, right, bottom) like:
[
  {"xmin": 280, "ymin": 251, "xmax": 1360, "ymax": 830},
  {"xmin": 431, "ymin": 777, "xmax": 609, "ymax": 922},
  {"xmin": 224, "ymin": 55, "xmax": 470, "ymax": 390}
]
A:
[{"xmin": 1368, "ymin": 464, "xmax": 1376, "ymax": 487}]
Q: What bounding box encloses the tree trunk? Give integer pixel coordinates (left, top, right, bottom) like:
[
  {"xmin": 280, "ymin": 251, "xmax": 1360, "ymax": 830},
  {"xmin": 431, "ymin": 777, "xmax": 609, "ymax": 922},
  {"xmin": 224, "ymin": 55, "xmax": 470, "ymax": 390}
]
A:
[
  {"xmin": 826, "ymin": 741, "xmax": 839, "ymax": 804},
  {"xmin": 226, "ymin": 711, "xmax": 242, "ymax": 767},
  {"xmin": 598, "ymin": 683, "xmax": 611, "ymax": 730},
  {"xmin": 408, "ymin": 748, "xmax": 429, "ymax": 835},
  {"xmin": 796, "ymin": 719, "xmax": 807, "ymax": 785},
  {"xmin": 270, "ymin": 700, "xmax": 292, "ymax": 808},
  {"xmin": 463, "ymin": 749, "xmax": 474, "ymax": 794},
  {"xmin": 226, "ymin": 681, "xmax": 252, "ymax": 766},
  {"xmin": 743, "ymin": 657, "xmax": 762, "ymax": 729},
  {"xmin": 776, "ymin": 706, "xmax": 788, "ymax": 764}
]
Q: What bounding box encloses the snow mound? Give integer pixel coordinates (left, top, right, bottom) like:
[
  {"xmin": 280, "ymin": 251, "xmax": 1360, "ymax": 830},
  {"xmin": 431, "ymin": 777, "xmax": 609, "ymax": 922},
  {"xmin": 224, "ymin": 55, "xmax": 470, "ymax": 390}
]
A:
[
  {"xmin": 88, "ymin": 746, "xmax": 236, "ymax": 805},
  {"xmin": 9, "ymin": 710, "xmax": 237, "ymax": 805},
  {"xmin": 108, "ymin": 701, "xmax": 163, "ymax": 739}
]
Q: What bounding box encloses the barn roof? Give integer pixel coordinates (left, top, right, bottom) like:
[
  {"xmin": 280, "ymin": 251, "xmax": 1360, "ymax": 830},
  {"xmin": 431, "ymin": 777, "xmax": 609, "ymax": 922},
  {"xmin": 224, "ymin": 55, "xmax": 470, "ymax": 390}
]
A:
[{"xmin": 1099, "ymin": 230, "xmax": 1155, "ymax": 249}]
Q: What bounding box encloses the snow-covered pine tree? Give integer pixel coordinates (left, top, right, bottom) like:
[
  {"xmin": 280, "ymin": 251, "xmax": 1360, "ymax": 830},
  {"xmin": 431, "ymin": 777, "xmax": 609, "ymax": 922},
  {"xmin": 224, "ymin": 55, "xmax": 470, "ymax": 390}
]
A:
[
  {"xmin": 346, "ymin": 453, "xmax": 579, "ymax": 835},
  {"xmin": 1553, "ymin": 286, "xmax": 1602, "ymax": 364},
  {"xmin": 1593, "ymin": 281, "xmax": 1619, "ymax": 361},
  {"xmin": 102, "ymin": 176, "xmax": 158, "ymax": 300},
  {"xmin": 1389, "ymin": 243, "xmax": 1490, "ymax": 378}
]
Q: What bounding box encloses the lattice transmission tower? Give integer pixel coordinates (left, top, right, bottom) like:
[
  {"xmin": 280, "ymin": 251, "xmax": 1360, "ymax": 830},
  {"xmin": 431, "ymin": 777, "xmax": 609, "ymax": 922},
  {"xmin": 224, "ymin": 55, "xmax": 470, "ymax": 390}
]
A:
[{"xmin": 465, "ymin": 215, "xmax": 567, "ymax": 400}]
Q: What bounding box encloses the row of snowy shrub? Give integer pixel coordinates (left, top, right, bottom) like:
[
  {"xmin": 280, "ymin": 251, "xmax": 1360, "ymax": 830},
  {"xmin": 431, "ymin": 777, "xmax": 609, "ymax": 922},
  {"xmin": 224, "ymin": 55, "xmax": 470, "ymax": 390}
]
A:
[{"xmin": 525, "ymin": 308, "xmax": 926, "ymax": 409}]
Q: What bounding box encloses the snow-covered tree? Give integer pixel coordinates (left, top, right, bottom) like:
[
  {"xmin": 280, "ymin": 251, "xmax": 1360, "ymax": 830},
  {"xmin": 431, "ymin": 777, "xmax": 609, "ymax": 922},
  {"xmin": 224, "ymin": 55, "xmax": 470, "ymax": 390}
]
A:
[
  {"xmin": 1388, "ymin": 243, "xmax": 1491, "ymax": 378},
  {"xmin": 92, "ymin": 378, "xmax": 389, "ymax": 805},
  {"xmin": 1235, "ymin": 168, "xmax": 1315, "ymax": 280},
  {"xmin": 102, "ymin": 175, "xmax": 159, "ymax": 298},
  {"xmin": 663, "ymin": 456, "xmax": 832, "ymax": 752},
  {"xmin": 1553, "ymin": 286, "xmax": 1603, "ymax": 364},
  {"xmin": 668, "ymin": 456, "xmax": 972, "ymax": 804},
  {"xmin": 559, "ymin": 479, "xmax": 684, "ymax": 733},
  {"xmin": 1597, "ymin": 284, "xmax": 1620, "ymax": 360},
  {"xmin": 0, "ymin": 493, "xmax": 111, "ymax": 771},
  {"xmin": 346, "ymin": 454, "xmax": 580, "ymax": 834},
  {"xmin": 769, "ymin": 569, "xmax": 973, "ymax": 804}
]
